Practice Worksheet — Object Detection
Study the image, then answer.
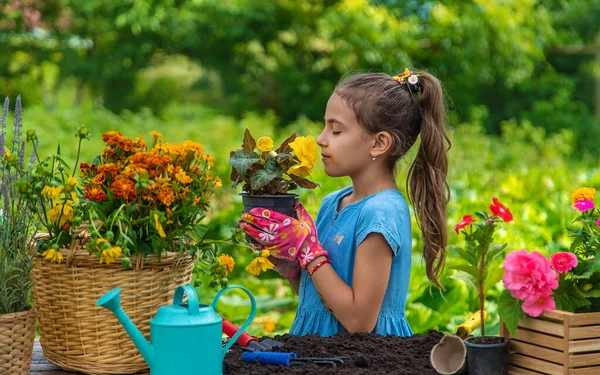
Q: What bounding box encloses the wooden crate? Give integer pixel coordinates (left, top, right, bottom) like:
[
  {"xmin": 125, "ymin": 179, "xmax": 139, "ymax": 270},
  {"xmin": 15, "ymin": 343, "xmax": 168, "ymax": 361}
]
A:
[{"xmin": 500, "ymin": 309, "xmax": 600, "ymax": 375}]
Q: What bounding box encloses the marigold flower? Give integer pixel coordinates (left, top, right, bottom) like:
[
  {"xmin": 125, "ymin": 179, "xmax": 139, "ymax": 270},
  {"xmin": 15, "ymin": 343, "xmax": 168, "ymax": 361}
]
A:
[
  {"xmin": 109, "ymin": 179, "xmax": 137, "ymax": 201},
  {"xmin": 256, "ymin": 137, "xmax": 274, "ymax": 152},
  {"xmin": 85, "ymin": 187, "xmax": 107, "ymax": 202},
  {"xmin": 219, "ymin": 254, "xmax": 235, "ymax": 275},
  {"xmin": 175, "ymin": 170, "xmax": 193, "ymax": 184},
  {"xmin": 571, "ymin": 187, "xmax": 596, "ymax": 204}
]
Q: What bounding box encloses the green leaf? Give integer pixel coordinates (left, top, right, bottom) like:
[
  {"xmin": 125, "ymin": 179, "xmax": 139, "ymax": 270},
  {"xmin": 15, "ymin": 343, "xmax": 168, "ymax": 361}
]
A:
[
  {"xmin": 483, "ymin": 265, "xmax": 505, "ymax": 294},
  {"xmin": 554, "ymin": 280, "xmax": 591, "ymax": 312},
  {"xmin": 497, "ymin": 289, "xmax": 523, "ymax": 336},
  {"xmin": 449, "ymin": 271, "xmax": 478, "ymax": 291},
  {"xmin": 447, "ymin": 245, "xmax": 478, "ymax": 266},
  {"xmin": 448, "ymin": 264, "xmax": 480, "ymax": 280},
  {"xmin": 242, "ymin": 128, "xmax": 256, "ymax": 153},
  {"xmin": 250, "ymin": 157, "xmax": 282, "ymax": 191},
  {"xmin": 486, "ymin": 243, "xmax": 508, "ymax": 264},
  {"xmin": 228, "ymin": 150, "xmax": 260, "ymax": 175},
  {"xmin": 571, "ymin": 260, "xmax": 596, "ymax": 279}
]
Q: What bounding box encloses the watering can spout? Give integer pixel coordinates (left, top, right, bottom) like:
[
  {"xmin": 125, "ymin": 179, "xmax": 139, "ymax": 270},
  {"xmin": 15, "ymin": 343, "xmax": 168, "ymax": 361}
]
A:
[{"xmin": 96, "ymin": 288, "xmax": 154, "ymax": 367}]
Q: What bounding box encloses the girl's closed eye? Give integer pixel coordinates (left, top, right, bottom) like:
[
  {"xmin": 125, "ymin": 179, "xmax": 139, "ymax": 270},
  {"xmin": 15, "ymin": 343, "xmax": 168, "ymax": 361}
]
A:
[{"xmin": 332, "ymin": 131, "xmax": 341, "ymax": 135}]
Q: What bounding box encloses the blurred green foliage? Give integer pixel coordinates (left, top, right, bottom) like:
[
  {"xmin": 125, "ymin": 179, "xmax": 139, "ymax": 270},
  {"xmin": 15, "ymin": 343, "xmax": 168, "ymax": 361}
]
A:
[{"xmin": 1, "ymin": 0, "xmax": 600, "ymax": 337}]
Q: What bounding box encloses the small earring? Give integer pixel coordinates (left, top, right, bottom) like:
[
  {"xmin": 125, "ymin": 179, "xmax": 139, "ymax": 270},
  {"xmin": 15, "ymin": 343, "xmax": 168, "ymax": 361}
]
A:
[{"xmin": 372, "ymin": 157, "xmax": 376, "ymax": 161}]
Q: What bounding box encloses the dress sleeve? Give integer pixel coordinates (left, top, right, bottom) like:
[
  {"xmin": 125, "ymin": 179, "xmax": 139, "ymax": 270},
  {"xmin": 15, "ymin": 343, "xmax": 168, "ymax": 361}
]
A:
[{"xmin": 355, "ymin": 199, "xmax": 405, "ymax": 257}]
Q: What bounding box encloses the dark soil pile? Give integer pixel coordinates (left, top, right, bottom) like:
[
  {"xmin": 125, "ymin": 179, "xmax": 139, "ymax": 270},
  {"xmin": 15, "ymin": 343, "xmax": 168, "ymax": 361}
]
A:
[{"xmin": 223, "ymin": 330, "xmax": 443, "ymax": 374}]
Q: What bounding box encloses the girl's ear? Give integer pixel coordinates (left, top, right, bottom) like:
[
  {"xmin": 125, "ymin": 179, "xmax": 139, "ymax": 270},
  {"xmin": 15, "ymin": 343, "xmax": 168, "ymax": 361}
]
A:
[{"xmin": 371, "ymin": 131, "xmax": 393, "ymax": 158}]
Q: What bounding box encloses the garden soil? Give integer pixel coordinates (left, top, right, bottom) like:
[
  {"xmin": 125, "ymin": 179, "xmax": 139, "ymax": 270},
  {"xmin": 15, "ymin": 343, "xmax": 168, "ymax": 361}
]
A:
[{"xmin": 223, "ymin": 330, "xmax": 443, "ymax": 374}]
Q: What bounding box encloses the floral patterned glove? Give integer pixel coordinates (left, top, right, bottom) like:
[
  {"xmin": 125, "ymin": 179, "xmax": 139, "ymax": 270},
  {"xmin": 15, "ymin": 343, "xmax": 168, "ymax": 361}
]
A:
[{"xmin": 239, "ymin": 204, "xmax": 328, "ymax": 269}]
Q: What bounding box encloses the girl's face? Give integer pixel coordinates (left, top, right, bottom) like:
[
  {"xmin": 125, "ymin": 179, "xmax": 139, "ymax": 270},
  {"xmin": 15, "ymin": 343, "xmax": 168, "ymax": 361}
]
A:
[{"xmin": 317, "ymin": 93, "xmax": 375, "ymax": 178}]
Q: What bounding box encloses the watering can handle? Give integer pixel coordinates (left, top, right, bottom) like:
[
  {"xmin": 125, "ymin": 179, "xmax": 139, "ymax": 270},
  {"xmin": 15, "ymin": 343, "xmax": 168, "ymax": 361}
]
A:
[
  {"xmin": 173, "ymin": 285, "xmax": 200, "ymax": 316},
  {"xmin": 212, "ymin": 285, "xmax": 256, "ymax": 359}
]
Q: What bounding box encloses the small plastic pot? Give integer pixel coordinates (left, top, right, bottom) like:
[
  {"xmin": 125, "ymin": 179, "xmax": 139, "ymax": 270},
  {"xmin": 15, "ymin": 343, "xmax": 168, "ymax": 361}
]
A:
[{"xmin": 464, "ymin": 336, "xmax": 509, "ymax": 375}]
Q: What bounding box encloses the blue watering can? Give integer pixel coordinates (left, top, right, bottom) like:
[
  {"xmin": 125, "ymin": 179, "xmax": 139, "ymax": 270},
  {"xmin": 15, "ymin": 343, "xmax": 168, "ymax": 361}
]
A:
[{"xmin": 96, "ymin": 285, "xmax": 256, "ymax": 375}]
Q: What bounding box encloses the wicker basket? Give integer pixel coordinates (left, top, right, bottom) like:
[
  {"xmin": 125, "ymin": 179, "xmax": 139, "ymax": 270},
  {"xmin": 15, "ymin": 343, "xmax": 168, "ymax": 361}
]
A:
[
  {"xmin": 31, "ymin": 236, "xmax": 194, "ymax": 375},
  {"xmin": 0, "ymin": 308, "xmax": 36, "ymax": 375}
]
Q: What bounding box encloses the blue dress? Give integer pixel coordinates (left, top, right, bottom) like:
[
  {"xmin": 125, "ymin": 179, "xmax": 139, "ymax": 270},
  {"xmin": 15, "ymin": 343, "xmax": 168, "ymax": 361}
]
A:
[{"xmin": 289, "ymin": 186, "xmax": 414, "ymax": 337}]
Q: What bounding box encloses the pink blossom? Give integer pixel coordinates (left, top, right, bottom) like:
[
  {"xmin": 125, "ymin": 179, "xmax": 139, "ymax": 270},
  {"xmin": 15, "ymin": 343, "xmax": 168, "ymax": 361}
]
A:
[
  {"xmin": 572, "ymin": 199, "xmax": 595, "ymax": 212},
  {"xmin": 502, "ymin": 249, "xmax": 558, "ymax": 301},
  {"xmin": 596, "ymin": 219, "xmax": 600, "ymax": 227},
  {"xmin": 550, "ymin": 252, "xmax": 578, "ymax": 273},
  {"xmin": 522, "ymin": 294, "xmax": 556, "ymax": 317}
]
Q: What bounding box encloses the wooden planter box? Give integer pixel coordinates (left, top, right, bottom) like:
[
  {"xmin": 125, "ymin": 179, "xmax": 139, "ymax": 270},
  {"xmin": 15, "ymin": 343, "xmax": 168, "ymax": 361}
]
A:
[{"xmin": 500, "ymin": 309, "xmax": 600, "ymax": 375}]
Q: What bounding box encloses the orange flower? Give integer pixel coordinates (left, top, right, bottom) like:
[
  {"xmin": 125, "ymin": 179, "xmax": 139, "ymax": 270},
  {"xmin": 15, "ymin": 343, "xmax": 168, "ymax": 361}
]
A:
[
  {"xmin": 109, "ymin": 179, "xmax": 137, "ymax": 201},
  {"xmin": 85, "ymin": 187, "xmax": 107, "ymax": 202},
  {"xmin": 92, "ymin": 173, "xmax": 106, "ymax": 185},
  {"xmin": 157, "ymin": 186, "xmax": 175, "ymax": 206},
  {"xmin": 175, "ymin": 170, "xmax": 193, "ymax": 184},
  {"xmin": 98, "ymin": 163, "xmax": 119, "ymax": 177}
]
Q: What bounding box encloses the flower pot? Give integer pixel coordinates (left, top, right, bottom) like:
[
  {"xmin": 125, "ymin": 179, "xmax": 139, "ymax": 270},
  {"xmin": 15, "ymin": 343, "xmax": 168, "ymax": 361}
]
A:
[
  {"xmin": 500, "ymin": 309, "xmax": 600, "ymax": 375},
  {"xmin": 464, "ymin": 336, "xmax": 509, "ymax": 375},
  {"xmin": 240, "ymin": 193, "xmax": 298, "ymax": 245},
  {"xmin": 0, "ymin": 308, "xmax": 36, "ymax": 375},
  {"xmin": 31, "ymin": 241, "xmax": 194, "ymax": 375},
  {"xmin": 240, "ymin": 193, "xmax": 298, "ymax": 217}
]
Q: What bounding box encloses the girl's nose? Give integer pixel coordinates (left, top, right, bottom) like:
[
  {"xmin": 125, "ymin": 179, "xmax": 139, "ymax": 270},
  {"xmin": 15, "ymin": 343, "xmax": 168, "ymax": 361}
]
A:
[{"xmin": 316, "ymin": 130, "xmax": 327, "ymax": 147}]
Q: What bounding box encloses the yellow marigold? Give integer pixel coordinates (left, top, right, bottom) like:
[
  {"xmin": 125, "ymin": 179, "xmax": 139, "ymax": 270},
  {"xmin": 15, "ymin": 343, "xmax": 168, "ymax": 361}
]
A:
[
  {"xmin": 256, "ymin": 137, "xmax": 274, "ymax": 152},
  {"xmin": 219, "ymin": 254, "xmax": 235, "ymax": 275},
  {"xmin": 42, "ymin": 249, "xmax": 63, "ymax": 263},
  {"xmin": 175, "ymin": 170, "xmax": 193, "ymax": 184},
  {"xmin": 42, "ymin": 185, "xmax": 64, "ymax": 199},
  {"xmin": 213, "ymin": 177, "xmax": 222, "ymax": 189},
  {"xmin": 245, "ymin": 255, "xmax": 275, "ymax": 276},
  {"xmin": 149, "ymin": 131, "xmax": 163, "ymax": 139},
  {"xmin": 289, "ymin": 136, "xmax": 318, "ymax": 170},
  {"xmin": 571, "ymin": 187, "xmax": 596, "ymax": 204}
]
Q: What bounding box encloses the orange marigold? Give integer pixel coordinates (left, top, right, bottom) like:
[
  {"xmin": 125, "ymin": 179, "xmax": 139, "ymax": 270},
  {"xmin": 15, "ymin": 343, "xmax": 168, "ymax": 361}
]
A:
[
  {"xmin": 175, "ymin": 170, "xmax": 193, "ymax": 184},
  {"xmin": 110, "ymin": 179, "xmax": 137, "ymax": 201},
  {"xmin": 85, "ymin": 187, "xmax": 107, "ymax": 202},
  {"xmin": 98, "ymin": 163, "xmax": 119, "ymax": 177},
  {"xmin": 92, "ymin": 173, "xmax": 106, "ymax": 185},
  {"xmin": 571, "ymin": 187, "xmax": 597, "ymax": 204},
  {"xmin": 157, "ymin": 186, "xmax": 175, "ymax": 206}
]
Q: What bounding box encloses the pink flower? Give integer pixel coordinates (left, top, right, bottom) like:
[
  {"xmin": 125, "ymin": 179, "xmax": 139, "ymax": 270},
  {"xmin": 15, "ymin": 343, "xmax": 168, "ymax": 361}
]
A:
[
  {"xmin": 596, "ymin": 219, "xmax": 600, "ymax": 227},
  {"xmin": 522, "ymin": 294, "xmax": 556, "ymax": 317},
  {"xmin": 572, "ymin": 199, "xmax": 594, "ymax": 212},
  {"xmin": 502, "ymin": 249, "xmax": 558, "ymax": 301},
  {"xmin": 550, "ymin": 252, "xmax": 578, "ymax": 273}
]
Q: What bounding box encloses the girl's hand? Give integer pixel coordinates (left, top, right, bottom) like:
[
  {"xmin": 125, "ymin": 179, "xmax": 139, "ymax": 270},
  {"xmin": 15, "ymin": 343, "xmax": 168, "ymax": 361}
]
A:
[
  {"xmin": 239, "ymin": 204, "xmax": 328, "ymax": 268},
  {"xmin": 269, "ymin": 256, "xmax": 301, "ymax": 281}
]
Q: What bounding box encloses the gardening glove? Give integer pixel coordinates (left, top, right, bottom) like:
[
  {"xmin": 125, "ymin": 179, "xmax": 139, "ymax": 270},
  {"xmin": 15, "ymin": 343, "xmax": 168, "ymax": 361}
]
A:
[{"xmin": 239, "ymin": 204, "xmax": 328, "ymax": 269}]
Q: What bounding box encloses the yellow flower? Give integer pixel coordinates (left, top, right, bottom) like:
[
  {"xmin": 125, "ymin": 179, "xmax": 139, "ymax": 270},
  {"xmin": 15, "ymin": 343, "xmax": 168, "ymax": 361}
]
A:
[
  {"xmin": 175, "ymin": 170, "xmax": 193, "ymax": 184},
  {"xmin": 213, "ymin": 177, "xmax": 222, "ymax": 189},
  {"xmin": 149, "ymin": 131, "xmax": 163, "ymax": 139},
  {"xmin": 287, "ymin": 164, "xmax": 311, "ymax": 178},
  {"xmin": 42, "ymin": 249, "xmax": 63, "ymax": 263},
  {"xmin": 571, "ymin": 187, "xmax": 596, "ymax": 204},
  {"xmin": 47, "ymin": 202, "xmax": 74, "ymax": 227},
  {"xmin": 154, "ymin": 214, "xmax": 167, "ymax": 238},
  {"xmin": 99, "ymin": 246, "xmax": 123, "ymax": 265},
  {"xmin": 256, "ymin": 137, "xmax": 274, "ymax": 152},
  {"xmin": 42, "ymin": 185, "xmax": 65, "ymax": 199},
  {"xmin": 289, "ymin": 136, "xmax": 318, "ymax": 170},
  {"xmin": 67, "ymin": 176, "xmax": 78, "ymax": 187},
  {"xmin": 254, "ymin": 316, "xmax": 277, "ymax": 333},
  {"xmin": 245, "ymin": 255, "xmax": 275, "ymax": 276},
  {"xmin": 219, "ymin": 254, "xmax": 235, "ymax": 275}
]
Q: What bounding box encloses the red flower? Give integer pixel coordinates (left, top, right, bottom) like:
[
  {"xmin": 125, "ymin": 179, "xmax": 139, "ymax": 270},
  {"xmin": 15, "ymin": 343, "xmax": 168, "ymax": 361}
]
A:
[
  {"xmin": 490, "ymin": 197, "xmax": 513, "ymax": 222},
  {"xmin": 454, "ymin": 215, "xmax": 476, "ymax": 234}
]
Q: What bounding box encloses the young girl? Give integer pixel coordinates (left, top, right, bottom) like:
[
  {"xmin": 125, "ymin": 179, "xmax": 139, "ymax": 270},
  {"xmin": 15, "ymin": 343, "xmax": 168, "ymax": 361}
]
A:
[{"xmin": 239, "ymin": 69, "xmax": 450, "ymax": 336}]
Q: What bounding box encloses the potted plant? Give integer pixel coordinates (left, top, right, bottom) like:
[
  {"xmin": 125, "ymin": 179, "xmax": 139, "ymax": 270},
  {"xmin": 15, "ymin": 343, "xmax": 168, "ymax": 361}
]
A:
[
  {"xmin": 228, "ymin": 128, "xmax": 319, "ymax": 217},
  {"xmin": 0, "ymin": 96, "xmax": 38, "ymax": 375},
  {"xmin": 498, "ymin": 187, "xmax": 600, "ymax": 374},
  {"xmin": 448, "ymin": 197, "xmax": 514, "ymax": 375},
  {"xmin": 16, "ymin": 128, "xmax": 233, "ymax": 374}
]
